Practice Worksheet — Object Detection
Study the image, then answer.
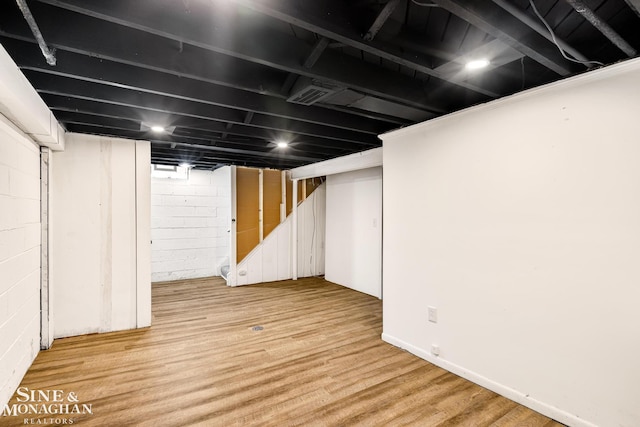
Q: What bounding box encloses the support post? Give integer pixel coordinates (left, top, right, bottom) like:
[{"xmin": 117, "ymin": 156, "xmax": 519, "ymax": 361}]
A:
[
  {"xmin": 40, "ymin": 147, "xmax": 52, "ymax": 349},
  {"xmin": 229, "ymin": 166, "xmax": 237, "ymax": 286},
  {"xmin": 280, "ymin": 170, "xmax": 286, "ymax": 223},
  {"xmin": 292, "ymin": 178, "xmax": 298, "ymax": 280},
  {"xmin": 258, "ymin": 169, "xmax": 264, "ymax": 242}
]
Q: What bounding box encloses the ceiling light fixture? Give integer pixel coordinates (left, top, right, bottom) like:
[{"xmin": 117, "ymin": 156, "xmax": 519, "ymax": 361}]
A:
[
  {"xmin": 465, "ymin": 59, "xmax": 490, "ymax": 70},
  {"xmin": 150, "ymin": 125, "xmax": 165, "ymax": 133},
  {"xmin": 179, "ymin": 162, "xmax": 193, "ymax": 169},
  {"xmin": 276, "ymin": 141, "xmax": 288, "ymax": 148}
]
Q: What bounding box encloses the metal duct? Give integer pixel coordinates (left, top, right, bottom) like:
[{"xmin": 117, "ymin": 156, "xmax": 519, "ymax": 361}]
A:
[
  {"xmin": 565, "ymin": 0, "xmax": 637, "ymax": 57},
  {"xmin": 15, "ymin": 0, "xmax": 56, "ymax": 66}
]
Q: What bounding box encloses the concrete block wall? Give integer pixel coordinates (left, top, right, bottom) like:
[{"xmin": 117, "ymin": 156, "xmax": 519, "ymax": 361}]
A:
[
  {"xmin": 0, "ymin": 116, "xmax": 41, "ymax": 407},
  {"xmin": 151, "ymin": 167, "xmax": 231, "ymax": 282}
]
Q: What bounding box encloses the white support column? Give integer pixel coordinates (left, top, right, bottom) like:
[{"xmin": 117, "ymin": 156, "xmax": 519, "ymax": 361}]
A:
[
  {"xmin": 292, "ymin": 178, "xmax": 298, "ymax": 280},
  {"xmin": 228, "ymin": 166, "xmax": 237, "ymax": 286},
  {"xmin": 40, "ymin": 147, "xmax": 53, "ymax": 349},
  {"xmin": 135, "ymin": 141, "xmax": 151, "ymax": 328},
  {"xmin": 258, "ymin": 169, "xmax": 264, "ymax": 242}
]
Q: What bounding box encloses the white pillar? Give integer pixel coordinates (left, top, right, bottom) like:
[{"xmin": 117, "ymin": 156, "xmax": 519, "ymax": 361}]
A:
[
  {"xmin": 292, "ymin": 178, "xmax": 298, "ymax": 280},
  {"xmin": 258, "ymin": 169, "xmax": 264, "ymax": 242},
  {"xmin": 228, "ymin": 166, "xmax": 237, "ymax": 286},
  {"xmin": 40, "ymin": 147, "xmax": 53, "ymax": 349}
]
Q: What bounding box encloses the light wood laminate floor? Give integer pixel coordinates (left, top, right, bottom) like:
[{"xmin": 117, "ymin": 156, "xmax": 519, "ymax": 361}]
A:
[{"xmin": 2, "ymin": 277, "xmax": 563, "ymax": 426}]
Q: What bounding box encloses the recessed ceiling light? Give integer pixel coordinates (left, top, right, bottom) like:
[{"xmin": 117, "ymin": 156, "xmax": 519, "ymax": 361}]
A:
[
  {"xmin": 276, "ymin": 141, "xmax": 288, "ymax": 148},
  {"xmin": 179, "ymin": 162, "xmax": 193, "ymax": 169},
  {"xmin": 465, "ymin": 59, "xmax": 490, "ymax": 70},
  {"xmin": 150, "ymin": 125, "xmax": 165, "ymax": 133}
]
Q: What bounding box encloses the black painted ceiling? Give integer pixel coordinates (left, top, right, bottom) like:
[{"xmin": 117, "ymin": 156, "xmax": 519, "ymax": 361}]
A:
[{"xmin": 1, "ymin": 0, "xmax": 639, "ymax": 169}]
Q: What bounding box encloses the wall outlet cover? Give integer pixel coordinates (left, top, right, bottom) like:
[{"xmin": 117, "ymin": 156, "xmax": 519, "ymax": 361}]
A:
[{"xmin": 428, "ymin": 306, "xmax": 437, "ymax": 323}]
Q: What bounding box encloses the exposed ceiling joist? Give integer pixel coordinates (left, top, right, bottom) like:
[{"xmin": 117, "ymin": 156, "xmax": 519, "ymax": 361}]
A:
[
  {"xmin": 363, "ymin": 0, "xmax": 402, "ymax": 41},
  {"xmin": 151, "ymin": 140, "xmax": 318, "ymax": 162},
  {"xmin": 54, "ymin": 110, "xmax": 349, "ymax": 158},
  {"xmin": 25, "ymin": 71, "xmax": 379, "ymax": 145},
  {"xmin": 0, "ymin": 37, "xmax": 392, "ymax": 134},
  {"xmin": 43, "ymin": 95, "xmax": 368, "ymax": 153},
  {"xmin": 243, "ymin": 111, "xmax": 255, "ymax": 125},
  {"xmin": 228, "ymin": 0, "xmax": 501, "ymax": 97},
  {"xmin": 491, "ymin": 0, "xmax": 591, "ymax": 66},
  {"xmin": 281, "ymin": 36, "xmax": 331, "ymax": 97},
  {"xmin": 66, "ymin": 123, "xmax": 313, "ymax": 168},
  {"xmin": 433, "ymin": 39, "xmax": 525, "ymax": 80},
  {"xmin": 34, "ymin": 0, "xmax": 449, "ymax": 113},
  {"xmin": 429, "ymin": 0, "xmax": 577, "ymax": 76},
  {"xmin": 1, "ymin": 0, "xmax": 636, "ymax": 170},
  {"xmin": 625, "ymin": 0, "xmax": 640, "ymax": 16},
  {"xmin": 303, "ymin": 37, "xmax": 330, "ymax": 68}
]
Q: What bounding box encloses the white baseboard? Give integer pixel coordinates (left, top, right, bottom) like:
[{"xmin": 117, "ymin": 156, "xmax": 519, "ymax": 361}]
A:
[{"xmin": 381, "ymin": 333, "xmax": 595, "ymax": 427}]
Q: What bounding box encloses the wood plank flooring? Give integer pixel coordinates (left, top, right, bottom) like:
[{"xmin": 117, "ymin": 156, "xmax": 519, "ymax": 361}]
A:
[{"xmin": 1, "ymin": 277, "xmax": 563, "ymax": 426}]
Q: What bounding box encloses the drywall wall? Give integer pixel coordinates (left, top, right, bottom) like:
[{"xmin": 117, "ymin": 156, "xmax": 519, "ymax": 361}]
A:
[
  {"xmin": 381, "ymin": 58, "xmax": 640, "ymax": 427},
  {"xmin": 0, "ymin": 115, "xmax": 41, "ymax": 408},
  {"xmin": 151, "ymin": 167, "xmax": 230, "ymax": 282},
  {"xmin": 51, "ymin": 133, "xmax": 151, "ymax": 338},
  {"xmin": 235, "ymin": 215, "xmax": 292, "ymax": 286},
  {"xmin": 325, "ymin": 168, "xmax": 382, "ymax": 298},
  {"xmin": 234, "ymin": 183, "xmax": 325, "ymax": 286},
  {"xmin": 296, "ymin": 183, "xmax": 325, "ymax": 278}
]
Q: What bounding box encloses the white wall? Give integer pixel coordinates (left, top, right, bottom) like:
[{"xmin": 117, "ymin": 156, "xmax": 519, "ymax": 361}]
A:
[
  {"xmin": 151, "ymin": 167, "xmax": 230, "ymax": 282},
  {"xmin": 325, "ymin": 168, "xmax": 382, "ymax": 298},
  {"xmin": 235, "ymin": 215, "xmax": 293, "ymax": 286},
  {"xmin": 51, "ymin": 133, "xmax": 151, "ymax": 338},
  {"xmin": 296, "ymin": 183, "xmax": 326, "ymax": 278},
  {"xmin": 381, "ymin": 58, "xmax": 640, "ymax": 427},
  {"xmin": 234, "ymin": 183, "xmax": 325, "ymax": 286},
  {"xmin": 0, "ymin": 115, "xmax": 41, "ymax": 407}
]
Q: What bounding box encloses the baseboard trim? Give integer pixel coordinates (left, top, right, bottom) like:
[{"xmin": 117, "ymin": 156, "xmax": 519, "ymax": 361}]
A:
[{"xmin": 381, "ymin": 333, "xmax": 596, "ymax": 427}]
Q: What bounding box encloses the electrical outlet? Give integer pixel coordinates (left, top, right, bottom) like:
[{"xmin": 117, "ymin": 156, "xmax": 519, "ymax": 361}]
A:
[
  {"xmin": 431, "ymin": 344, "xmax": 440, "ymax": 356},
  {"xmin": 428, "ymin": 306, "xmax": 437, "ymax": 323}
]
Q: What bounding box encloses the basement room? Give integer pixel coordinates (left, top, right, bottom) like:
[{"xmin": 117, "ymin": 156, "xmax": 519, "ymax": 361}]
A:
[{"xmin": 1, "ymin": 1, "xmax": 639, "ymax": 426}]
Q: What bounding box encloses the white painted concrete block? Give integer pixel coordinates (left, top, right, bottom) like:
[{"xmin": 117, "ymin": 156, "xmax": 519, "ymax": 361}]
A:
[
  {"xmin": 0, "ymin": 164, "xmax": 9, "ymax": 196},
  {"xmin": 6, "ymin": 270, "xmax": 39, "ymax": 314},
  {"xmin": 9, "ymin": 168, "xmax": 39, "ymax": 199},
  {"xmin": 0, "ymin": 114, "xmax": 41, "ymax": 409},
  {"xmin": 0, "ymin": 228, "xmax": 21, "ymax": 262},
  {"xmin": 0, "ymin": 247, "xmax": 39, "ymax": 295},
  {"xmin": 194, "ymin": 185, "xmax": 216, "ymax": 196},
  {"xmin": 188, "ymin": 171, "xmax": 211, "ymax": 186},
  {"xmin": 0, "ymin": 290, "xmax": 9, "ymax": 328},
  {"xmin": 151, "ymin": 217, "xmax": 184, "ymax": 228},
  {"xmin": 23, "ymin": 222, "xmax": 40, "ymax": 251},
  {"xmin": 182, "ymin": 217, "xmax": 208, "ymax": 228},
  {"xmin": 150, "ymin": 167, "xmax": 231, "ymax": 282}
]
